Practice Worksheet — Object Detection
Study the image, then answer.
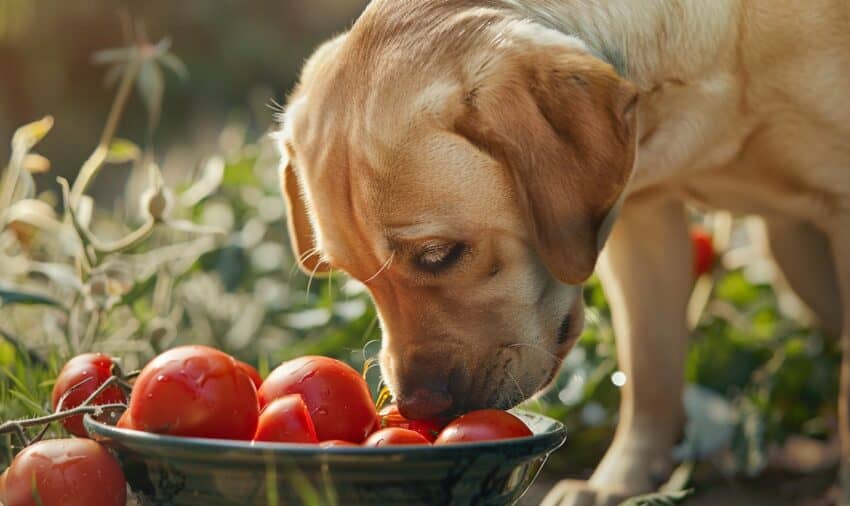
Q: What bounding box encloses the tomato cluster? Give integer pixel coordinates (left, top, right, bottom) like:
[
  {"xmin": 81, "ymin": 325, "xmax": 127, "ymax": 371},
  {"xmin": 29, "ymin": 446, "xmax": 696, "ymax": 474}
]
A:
[
  {"xmin": 115, "ymin": 346, "xmax": 532, "ymax": 447},
  {"xmin": 1, "ymin": 347, "xmax": 534, "ymax": 505}
]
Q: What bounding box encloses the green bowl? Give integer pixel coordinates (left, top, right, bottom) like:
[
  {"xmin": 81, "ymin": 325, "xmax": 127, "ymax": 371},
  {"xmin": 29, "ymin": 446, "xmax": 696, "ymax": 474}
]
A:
[{"xmin": 84, "ymin": 410, "xmax": 565, "ymax": 506}]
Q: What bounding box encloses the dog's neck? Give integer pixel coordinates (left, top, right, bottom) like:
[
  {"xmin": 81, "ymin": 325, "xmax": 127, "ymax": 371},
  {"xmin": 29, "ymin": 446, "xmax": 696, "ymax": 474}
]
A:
[{"xmin": 499, "ymin": 0, "xmax": 741, "ymax": 88}]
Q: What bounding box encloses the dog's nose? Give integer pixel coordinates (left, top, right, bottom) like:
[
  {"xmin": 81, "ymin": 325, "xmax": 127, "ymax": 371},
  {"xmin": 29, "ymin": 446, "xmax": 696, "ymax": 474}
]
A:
[{"xmin": 397, "ymin": 387, "xmax": 453, "ymax": 420}]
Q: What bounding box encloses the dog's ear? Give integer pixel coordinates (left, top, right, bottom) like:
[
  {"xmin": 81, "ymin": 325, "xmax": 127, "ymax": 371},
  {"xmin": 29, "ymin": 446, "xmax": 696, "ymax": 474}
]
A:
[
  {"xmin": 278, "ymin": 33, "xmax": 350, "ymax": 276},
  {"xmin": 281, "ymin": 152, "xmax": 331, "ymax": 276},
  {"xmin": 457, "ymin": 25, "xmax": 638, "ymax": 284}
]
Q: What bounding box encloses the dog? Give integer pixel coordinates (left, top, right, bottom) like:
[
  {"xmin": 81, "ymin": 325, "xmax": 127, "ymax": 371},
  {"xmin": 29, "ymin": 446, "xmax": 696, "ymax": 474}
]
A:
[{"xmin": 276, "ymin": 1, "xmax": 850, "ymax": 504}]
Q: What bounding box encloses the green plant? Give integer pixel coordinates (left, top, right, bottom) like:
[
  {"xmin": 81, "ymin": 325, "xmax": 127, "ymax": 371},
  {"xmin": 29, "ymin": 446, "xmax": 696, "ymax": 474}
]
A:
[{"xmin": 0, "ymin": 28, "xmax": 378, "ymax": 466}]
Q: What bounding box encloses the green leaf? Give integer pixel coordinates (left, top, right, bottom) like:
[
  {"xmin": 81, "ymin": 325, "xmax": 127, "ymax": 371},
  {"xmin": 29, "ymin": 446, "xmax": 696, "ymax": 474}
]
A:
[
  {"xmin": 618, "ymin": 489, "xmax": 694, "ymax": 506},
  {"xmin": 158, "ymin": 52, "xmax": 189, "ymax": 82},
  {"xmin": 180, "ymin": 157, "xmax": 224, "ymax": 207},
  {"xmin": 106, "ymin": 138, "xmax": 141, "ymax": 164},
  {"xmin": 8, "ymin": 388, "xmax": 47, "ymax": 415},
  {"xmin": 91, "ymin": 46, "xmax": 135, "ymax": 65},
  {"xmin": 137, "ymin": 61, "xmax": 164, "ymax": 129},
  {"xmin": 0, "ymin": 288, "xmax": 62, "ymax": 308},
  {"xmin": 11, "ymin": 116, "xmax": 54, "ymax": 152},
  {"xmin": 222, "ymin": 157, "xmax": 260, "ymax": 187},
  {"xmin": 151, "ymin": 37, "xmax": 173, "ymax": 57},
  {"xmin": 103, "ymin": 63, "xmax": 128, "ymax": 87}
]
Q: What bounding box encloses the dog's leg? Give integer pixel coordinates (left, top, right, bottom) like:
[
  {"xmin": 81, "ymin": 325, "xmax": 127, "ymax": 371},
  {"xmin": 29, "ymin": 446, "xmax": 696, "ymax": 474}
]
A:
[
  {"xmin": 828, "ymin": 216, "xmax": 850, "ymax": 505},
  {"xmin": 544, "ymin": 193, "xmax": 691, "ymax": 506},
  {"xmin": 767, "ymin": 219, "xmax": 842, "ymax": 337}
]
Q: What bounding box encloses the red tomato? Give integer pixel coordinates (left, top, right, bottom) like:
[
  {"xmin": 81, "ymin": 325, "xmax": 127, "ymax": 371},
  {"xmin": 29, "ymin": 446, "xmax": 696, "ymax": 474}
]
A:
[
  {"xmin": 363, "ymin": 427, "xmax": 430, "ymax": 447},
  {"xmin": 128, "ymin": 345, "xmax": 259, "ymax": 440},
  {"xmin": 116, "ymin": 409, "xmax": 134, "ymax": 430},
  {"xmin": 5, "ymin": 439, "xmax": 126, "ymax": 506},
  {"xmin": 258, "ymin": 356, "xmax": 376, "ymax": 443},
  {"xmin": 236, "ymin": 360, "xmax": 263, "ymax": 390},
  {"xmin": 319, "ymin": 440, "xmax": 358, "ymax": 448},
  {"xmin": 379, "ymin": 404, "xmax": 448, "ymax": 442},
  {"xmin": 253, "ymin": 395, "xmax": 318, "ymax": 443},
  {"xmin": 51, "ymin": 353, "xmax": 126, "ymax": 437},
  {"xmin": 691, "ymin": 228, "xmax": 715, "ymax": 277},
  {"xmin": 434, "ymin": 410, "xmax": 532, "ymax": 444},
  {"xmin": 0, "ymin": 467, "xmax": 7, "ymax": 504}
]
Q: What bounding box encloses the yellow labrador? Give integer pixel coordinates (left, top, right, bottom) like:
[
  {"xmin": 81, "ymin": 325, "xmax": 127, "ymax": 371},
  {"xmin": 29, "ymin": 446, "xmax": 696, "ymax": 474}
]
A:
[{"xmin": 277, "ymin": 1, "xmax": 850, "ymax": 503}]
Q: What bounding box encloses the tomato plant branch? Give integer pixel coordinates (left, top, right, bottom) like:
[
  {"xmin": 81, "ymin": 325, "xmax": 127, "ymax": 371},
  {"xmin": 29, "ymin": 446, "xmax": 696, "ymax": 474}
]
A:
[
  {"xmin": 69, "ymin": 55, "xmax": 141, "ymax": 208},
  {"xmin": 59, "ymin": 177, "xmax": 157, "ymax": 263},
  {"xmin": 0, "ymin": 404, "xmax": 126, "ymax": 434},
  {"xmin": 1, "ymin": 366, "xmax": 138, "ymax": 446}
]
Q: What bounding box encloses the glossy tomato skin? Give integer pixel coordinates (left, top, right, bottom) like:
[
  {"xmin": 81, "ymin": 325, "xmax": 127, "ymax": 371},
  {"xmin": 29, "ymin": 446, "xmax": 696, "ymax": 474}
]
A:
[
  {"xmin": 51, "ymin": 353, "xmax": 126, "ymax": 437},
  {"xmin": 5, "ymin": 439, "xmax": 126, "ymax": 506},
  {"xmin": 0, "ymin": 467, "xmax": 7, "ymax": 505},
  {"xmin": 363, "ymin": 428, "xmax": 430, "ymax": 447},
  {"xmin": 379, "ymin": 404, "xmax": 447, "ymax": 442},
  {"xmin": 319, "ymin": 440, "xmax": 357, "ymax": 448},
  {"xmin": 258, "ymin": 356, "xmax": 376, "ymax": 443},
  {"xmin": 253, "ymin": 395, "xmax": 318, "ymax": 443},
  {"xmin": 691, "ymin": 228, "xmax": 715, "ymax": 277},
  {"xmin": 434, "ymin": 410, "xmax": 532, "ymax": 444},
  {"xmin": 128, "ymin": 345, "xmax": 259, "ymax": 440},
  {"xmin": 236, "ymin": 360, "xmax": 263, "ymax": 390},
  {"xmin": 116, "ymin": 409, "xmax": 134, "ymax": 429}
]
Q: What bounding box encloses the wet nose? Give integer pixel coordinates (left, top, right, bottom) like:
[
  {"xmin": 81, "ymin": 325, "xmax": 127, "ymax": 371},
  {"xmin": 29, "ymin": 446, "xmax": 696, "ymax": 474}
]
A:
[{"xmin": 397, "ymin": 387, "xmax": 453, "ymax": 420}]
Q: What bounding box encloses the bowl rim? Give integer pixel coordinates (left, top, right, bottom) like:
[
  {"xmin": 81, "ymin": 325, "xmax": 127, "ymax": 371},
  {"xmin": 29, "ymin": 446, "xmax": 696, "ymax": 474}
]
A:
[{"xmin": 84, "ymin": 409, "xmax": 566, "ymax": 457}]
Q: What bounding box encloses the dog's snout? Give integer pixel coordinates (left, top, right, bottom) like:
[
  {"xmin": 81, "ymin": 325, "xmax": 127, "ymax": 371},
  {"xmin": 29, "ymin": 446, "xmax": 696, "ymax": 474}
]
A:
[
  {"xmin": 397, "ymin": 387, "xmax": 453, "ymax": 420},
  {"xmin": 386, "ymin": 349, "xmax": 457, "ymax": 419}
]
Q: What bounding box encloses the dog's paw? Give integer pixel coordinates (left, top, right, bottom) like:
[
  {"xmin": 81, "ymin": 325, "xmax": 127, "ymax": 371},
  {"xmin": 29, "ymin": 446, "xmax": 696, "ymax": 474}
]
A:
[
  {"xmin": 542, "ymin": 437, "xmax": 672, "ymax": 506},
  {"xmin": 540, "ymin": 480, "xmax": 631, "ymax": 506}
]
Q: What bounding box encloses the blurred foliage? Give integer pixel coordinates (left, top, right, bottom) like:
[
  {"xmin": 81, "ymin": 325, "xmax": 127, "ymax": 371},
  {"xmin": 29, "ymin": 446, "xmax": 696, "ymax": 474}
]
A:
[
  {"xmin": 0, "ymin": 20, "xmax": 841, "ymax": 506},
  {"xmin": 0, "ymin": 31, "xmax": 380, "ymax": 468}
]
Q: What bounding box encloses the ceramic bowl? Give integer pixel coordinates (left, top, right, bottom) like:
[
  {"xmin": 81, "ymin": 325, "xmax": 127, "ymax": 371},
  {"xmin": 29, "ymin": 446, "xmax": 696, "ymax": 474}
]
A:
[{"xmin": 85, "ymin": 410, "xmax": 565, "ymax": 506}]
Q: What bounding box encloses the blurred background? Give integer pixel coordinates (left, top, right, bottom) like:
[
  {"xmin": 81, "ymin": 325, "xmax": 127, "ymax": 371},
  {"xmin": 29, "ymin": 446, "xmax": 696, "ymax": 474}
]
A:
[
  {"xmin": 0, "ymin": 1, "xmax": 842, "ymax": 504},
  {"xmin": 0, "ymin": 0, "xmax": 367, "ymax": 194}
]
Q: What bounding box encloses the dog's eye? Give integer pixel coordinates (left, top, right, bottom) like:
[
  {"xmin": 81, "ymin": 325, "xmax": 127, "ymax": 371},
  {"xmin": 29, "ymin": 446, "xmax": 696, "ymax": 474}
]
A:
[{"xmin": 414, "ymin": 242, "xmax": 466, "ymax": 273}]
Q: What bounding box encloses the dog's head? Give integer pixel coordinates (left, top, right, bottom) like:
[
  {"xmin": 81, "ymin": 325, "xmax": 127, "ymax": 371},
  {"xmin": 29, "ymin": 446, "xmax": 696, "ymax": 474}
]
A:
[{"xmin": 278, "ymin": 2, "xmax": 637, "ymax": 419}]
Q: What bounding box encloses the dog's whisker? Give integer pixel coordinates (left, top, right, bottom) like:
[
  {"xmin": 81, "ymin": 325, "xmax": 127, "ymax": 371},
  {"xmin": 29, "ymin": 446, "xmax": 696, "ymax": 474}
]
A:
[
  {"xmin": 288, "ymin": 247, "xmax": 322, "ymax": 280},
  {"xmin": 507, "ymin": 342, "xmax": 563, "ymax": 364},
  {"xmin": 505, "ymin": 370, "xmax": 527, "ymax": 406},
  {"xmin": 363, "ymin": 251, "xmax": 395, "ymax": 284},
  {"xmin": 305, "ymin": 257, "xmax": 326, "ymax": 299},
  {"xmin": 361, "ymin": 338, "xmax": 381, "ymax": 361},
  {"xmin": 267, "ymin": 97, "xmax": 285, "ymax": 113},
  {"xmin": 298, "ymin": 246, "xmax": 321, "ymax": 264}
]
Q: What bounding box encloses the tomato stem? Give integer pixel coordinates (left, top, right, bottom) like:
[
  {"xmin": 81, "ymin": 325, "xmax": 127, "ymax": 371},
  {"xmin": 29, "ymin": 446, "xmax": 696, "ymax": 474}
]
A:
[
  {"xmin": 0, "ymin": 404, "xmax": 126, "ymax": 435},
  {"xmin": 0, "ymin": 366, "xmax": 137, "ymax": 447}
]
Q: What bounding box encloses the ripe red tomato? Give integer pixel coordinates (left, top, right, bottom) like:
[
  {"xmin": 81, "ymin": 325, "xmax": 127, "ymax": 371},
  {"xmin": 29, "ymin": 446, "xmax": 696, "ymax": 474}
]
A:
[
  {"xmin": 0, "ymin": 467, "xmax": 7, "ymax": 504},
  {"xmin": 691, "ymin": 228, "xmax": 715, "ymax": 277},
  {"xmin": 236, "ymin": 360, "xmax": 263, "ymax": 390},
  {"xmin": 253, "ymin": 395, "xmax": 318, "ymax": 443},
  {"xmin": 51, "ymin": 353, "xmax": 126, "ymax": 437},
  {"xmin": 116, "ymin": 409, "xmax": 134, "ymax": 430},
  {"xmin": 379, "ymin": 404, "xmax": 447, "ymax": 442},
  {"xmin": 319, "ymin": 440, "xmax": 357, "ymax": 448},
  {"xmin": 5, "ymin": 439, "xmax": 126, "ymax": 506},
  {"xmin": 127, "ymin": 345, "xmax": 259, "ymax": 440},
  {"xmin": 434, "ymin": 410, "xmax": 532, "ymax": 444},
  {"xmin": 258, "ymin": 356, "xmax": 376, "ymax": 443},
  {"xmin": 363, "ymin": 427, "xmax": 430, "ymax": 447}
]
